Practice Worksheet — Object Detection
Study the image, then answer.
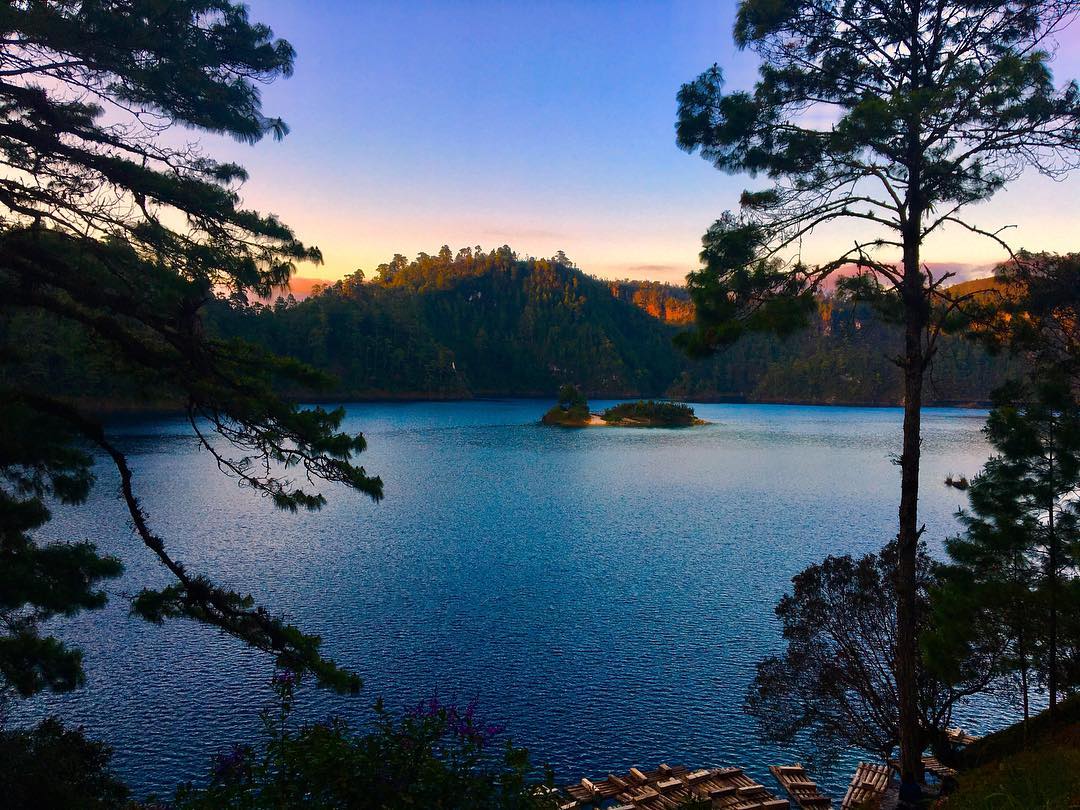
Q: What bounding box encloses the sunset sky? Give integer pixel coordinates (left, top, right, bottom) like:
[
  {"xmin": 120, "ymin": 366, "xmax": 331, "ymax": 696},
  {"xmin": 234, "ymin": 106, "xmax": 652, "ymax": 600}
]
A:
[{"xmin": 214, "ymin": 1, "xmax": 1080, "ymax": 287}]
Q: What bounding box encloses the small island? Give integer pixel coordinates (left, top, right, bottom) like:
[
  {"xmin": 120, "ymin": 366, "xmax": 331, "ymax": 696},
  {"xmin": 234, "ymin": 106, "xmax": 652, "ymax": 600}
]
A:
[{"xmin": 542, "ymin": 385, "xmax": 705, "ymax": 427}]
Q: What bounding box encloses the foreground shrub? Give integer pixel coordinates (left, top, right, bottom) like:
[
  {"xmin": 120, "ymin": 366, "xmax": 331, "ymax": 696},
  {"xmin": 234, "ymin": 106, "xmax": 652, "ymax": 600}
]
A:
[
  {"xmin": 0, "ymin": 717, "xmax": 129, "ymax": 809},
  {"xmin": 936, "ymin": 744, "xmax": 1080, "ymax": 810},
  {"xmin": 173, "ymin": 672, "xmax": 556, "ymax": 809}
]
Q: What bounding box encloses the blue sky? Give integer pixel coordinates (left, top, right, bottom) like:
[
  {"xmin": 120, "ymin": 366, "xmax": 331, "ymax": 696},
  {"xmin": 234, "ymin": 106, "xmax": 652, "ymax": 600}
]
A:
[{"xmin": 216, "ymin": 1, "xmax": 1080, "ymax": 284}]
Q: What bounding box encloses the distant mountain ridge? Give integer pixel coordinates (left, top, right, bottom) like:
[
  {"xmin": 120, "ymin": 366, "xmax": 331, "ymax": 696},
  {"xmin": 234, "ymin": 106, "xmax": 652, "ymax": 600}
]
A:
[
  {"xmin": 6, "ymin": 247, "xmax": 1018, "ymax": 408},
  {"xmin": 203, "ymin": 247, "xmax": 1020, "ymax": 405}
]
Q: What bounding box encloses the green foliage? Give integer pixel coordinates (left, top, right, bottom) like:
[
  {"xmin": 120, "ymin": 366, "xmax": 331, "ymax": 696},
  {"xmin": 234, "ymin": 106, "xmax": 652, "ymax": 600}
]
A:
[
  {"xmin": 0, "ymin": 0, "xmax": 381, "ymax": 699},
  {"xmin": 172, "ymin": 672, "xmax": 556, "ymax": 810},
  {"xmin": 200, "ymin": 255, "xmax": 1017, "ymax": 406},
  {"xmin": 542, "ymin": 384, "xmax": 590, "ymax": 426},
  {"xmin": 941, "ymin": 744, "xmax": 1080, "ymax": 810},
  {"xmin": 941, "ymin": 696, "xmax": 1080, "ymax": 810},
  {"xmin": 961, "ymin": 693, "xmax": 1080, "ymax": 768},
  {"xmin": 0, "ymin": 397, "xmax": 124, "ymax": 707},
  {"xmin": 978, "ymin": 252, "xmax": 1080, "ymax": 384},
  {"xmin": 929, "ymin": 377, "xmax": 1080, "ymax": 715},
  {"xmin": 600, "ymin": 400, "xmax": 697, "ymax": 426},
  {"xmin": 557, "ymin": 384, "xmax": 588, "ymax": 411},
  {"xmin": 3, "ymin": 242, "xmax": 1020, "ymax": 407},
  {"xmin": 208, "ymin": 249, "xmax": 683, "ymax": 399},
  {"xmin": 0, "ymin": 718, "xmax": 130, "ymax": 810}
]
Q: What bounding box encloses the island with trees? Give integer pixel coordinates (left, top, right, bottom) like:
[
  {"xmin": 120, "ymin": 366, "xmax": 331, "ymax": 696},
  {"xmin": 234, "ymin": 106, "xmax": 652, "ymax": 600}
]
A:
[{"xmin": 542, "ymin": 385, "xmax": 704, "ymax": 427}]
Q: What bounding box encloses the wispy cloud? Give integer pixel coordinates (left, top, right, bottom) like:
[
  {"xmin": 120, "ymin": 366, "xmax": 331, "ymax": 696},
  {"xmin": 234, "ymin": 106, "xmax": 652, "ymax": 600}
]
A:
[
  {"xmin": 478, "ymin": 226, "xmax": 567, "ymax": 242},
  {"xmin": 593, "ymin": 263, "xmax": 690, "ymax": 282}
]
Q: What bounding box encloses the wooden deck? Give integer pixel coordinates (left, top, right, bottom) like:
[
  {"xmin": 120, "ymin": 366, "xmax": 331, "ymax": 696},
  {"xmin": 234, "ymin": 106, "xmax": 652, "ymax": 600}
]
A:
[
  {"xmin": 921, "ymin": 756, "xmax": 958, "ymax": 781},
  {"xmin": 769, "ymin": 764, "xmax": 833, "ymax": 808},
  {"xmin": 561, "ymin": 764, "xmax": 788, "ymax": 809},
  {"xmin": 840, "ymin": 762, "xmax": 892, "ymax": 810}
]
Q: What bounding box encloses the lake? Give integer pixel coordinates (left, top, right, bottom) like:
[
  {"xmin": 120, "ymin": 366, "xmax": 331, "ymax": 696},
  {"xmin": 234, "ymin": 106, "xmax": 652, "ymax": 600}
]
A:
[{"xmin": 23, "ymin": 400, "xmax": 1006, "ymax": 798}]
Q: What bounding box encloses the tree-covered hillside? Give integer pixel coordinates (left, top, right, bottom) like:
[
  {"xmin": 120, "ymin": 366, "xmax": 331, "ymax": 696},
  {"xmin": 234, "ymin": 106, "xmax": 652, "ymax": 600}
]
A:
[
  {"xmin": 204, "ymin": 247, "xmax": 1021, "ymax": 404},
  {"xmin": 208, "ymin": 247, "xmax": 684, "ymax": 398},
  {"xmin": 2, "ymin": 246, "xmax": 1022, "ymax": 407}
]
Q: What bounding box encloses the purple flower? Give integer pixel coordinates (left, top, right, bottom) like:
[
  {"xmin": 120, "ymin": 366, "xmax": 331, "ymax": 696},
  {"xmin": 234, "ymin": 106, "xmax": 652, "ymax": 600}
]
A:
[
  {"xmin": 271, "ymin": 670, "xmax": 299, "ymax": 688},
  {"xmin": 212, "ymin": 744, "xmax": 249, "ymax": 781}
]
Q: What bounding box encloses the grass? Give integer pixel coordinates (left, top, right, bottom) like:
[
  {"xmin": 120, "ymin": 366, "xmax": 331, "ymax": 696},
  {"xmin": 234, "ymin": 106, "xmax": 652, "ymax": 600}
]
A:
[
  {"xmin": 936, "ymin": 745, "xmax": 1080, "ymax": 809},
  {"xmin": 935, "ymin": 695, "xmax": 1080, "ymax": 809}
]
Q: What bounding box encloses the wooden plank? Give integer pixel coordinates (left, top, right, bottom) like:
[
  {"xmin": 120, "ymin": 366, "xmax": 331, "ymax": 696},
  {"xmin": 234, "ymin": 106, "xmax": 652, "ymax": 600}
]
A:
[
  {"xmin": 922, "ymin": 756, "xmax": 958, "ymax": 780},
  {"xmin": 840, "ymin": 763, "xmax": 892, "ymax": 810},
  {"xmin": 769, "ymin": 763, "xmax": 833, "ymax": 809}
]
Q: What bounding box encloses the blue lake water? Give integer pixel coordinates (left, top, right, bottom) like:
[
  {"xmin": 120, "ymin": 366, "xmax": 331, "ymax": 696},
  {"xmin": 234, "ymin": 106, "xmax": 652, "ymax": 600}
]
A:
[{"xmin": 22, "ymin": 400, "xmax": 1007, "ymax": 798}]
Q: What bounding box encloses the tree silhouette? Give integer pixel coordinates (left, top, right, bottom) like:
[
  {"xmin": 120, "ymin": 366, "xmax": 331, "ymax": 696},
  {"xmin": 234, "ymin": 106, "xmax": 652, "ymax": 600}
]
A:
[
  {"xmin": 747, "ymin": 541, "xmax": 998, "ymax": 766},
  {"xmin": 0, "ymin": 1, "xmax": 383, "ymax": 699},
  {"xmin": 932, "ymin": 377, "xmax": 1080, "ymax": 721},
  {"xmin": 677, "ymin": 0, "xmax": 1080, "ymax": 780}
]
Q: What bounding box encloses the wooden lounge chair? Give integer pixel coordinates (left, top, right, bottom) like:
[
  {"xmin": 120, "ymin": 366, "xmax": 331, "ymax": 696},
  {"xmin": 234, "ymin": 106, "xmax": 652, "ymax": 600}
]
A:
[
  {"xmin": 770, "ymin": 764, "xmax": 833, "ymax": 808},
  {"xmin": 561, "ymin": 764, "xmax": 788, "ymax": 809}
]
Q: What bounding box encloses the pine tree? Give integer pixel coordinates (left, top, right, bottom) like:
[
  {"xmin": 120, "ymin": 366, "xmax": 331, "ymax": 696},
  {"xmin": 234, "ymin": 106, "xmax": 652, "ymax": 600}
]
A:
[
  {"xmin": 933, "ymin": 377, "xmax": 1080, "ymax": 720},
  {"xmin": 676, "ymin": 1, "xmax": 1080, "ymax": 779},
  {"xmin": 0, "ymin": 1, "xmax": 384, "ymax": 702}
]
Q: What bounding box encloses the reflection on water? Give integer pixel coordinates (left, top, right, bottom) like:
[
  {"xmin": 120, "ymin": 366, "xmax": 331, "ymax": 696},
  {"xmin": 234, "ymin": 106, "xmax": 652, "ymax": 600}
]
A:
[{"xmin": 23, "ymin": 401, "xmax": 1002, "ymax": 796}]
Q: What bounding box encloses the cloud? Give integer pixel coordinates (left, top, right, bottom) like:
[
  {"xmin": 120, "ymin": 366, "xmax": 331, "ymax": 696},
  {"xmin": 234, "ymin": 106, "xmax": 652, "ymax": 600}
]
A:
[
  {"xmin": 598, "ymin": 263, "xmax": 690, "ymax": 282},
  {"xmin": 478, "ymin": 226, "xmax": 566, "ymax": 241},
  {"xmin": 258, "ymin": 276, "xmax": 334, "ymax": 301},
  {"xmin": 816, "ymin": 260, "xmax": 998, "ymax": 291},
  {"xmin": 923, "ymin": 261, "xmax": 997, "ymax": 283}
]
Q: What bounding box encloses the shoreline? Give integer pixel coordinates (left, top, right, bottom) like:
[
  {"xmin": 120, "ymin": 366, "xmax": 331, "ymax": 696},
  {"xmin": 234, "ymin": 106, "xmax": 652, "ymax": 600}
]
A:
[
  {"xmin": 577, "ymin": 413, "xmax": 711, "ymax": 427},
  {"xmin": 84, "ymin": 394, "xmax": 993, "ymax": 418}
]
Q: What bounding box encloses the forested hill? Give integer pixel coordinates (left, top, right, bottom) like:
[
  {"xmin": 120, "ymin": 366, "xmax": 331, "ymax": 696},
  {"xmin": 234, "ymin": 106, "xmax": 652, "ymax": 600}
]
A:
[
  {"xmin": 199, "ymin": 246, "xmax": 1020, "ymax": 405},
  {"xmin": 208, "ymin": 247, "xmax": 683, "ymax": 398},
  {"xmin": 4, "ymin": 246, "xmax": 1018, "ymax": 407}
]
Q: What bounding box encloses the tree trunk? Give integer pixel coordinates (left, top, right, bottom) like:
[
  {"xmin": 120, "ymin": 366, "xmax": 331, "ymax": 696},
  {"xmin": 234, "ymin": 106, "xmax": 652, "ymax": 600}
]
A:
[
  {"xmin": 897, "ymin": 236, "xmax": 926, "ymax": 784},
  {"xmin": 1047, "ymin": 422, "xmax": 1058, "ymax": 720}
]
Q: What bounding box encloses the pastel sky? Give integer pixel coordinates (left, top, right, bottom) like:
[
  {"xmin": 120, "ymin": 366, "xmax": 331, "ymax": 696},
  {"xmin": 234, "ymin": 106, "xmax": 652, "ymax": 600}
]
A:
[{"xmin": 211, "ymin": 1, "xmax": 1080, "ymax": 285}]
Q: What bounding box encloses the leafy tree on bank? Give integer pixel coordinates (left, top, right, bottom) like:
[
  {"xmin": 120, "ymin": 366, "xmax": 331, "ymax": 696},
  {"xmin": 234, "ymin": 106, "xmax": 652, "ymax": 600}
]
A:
[
  {"xmin": 930, "ymin": 377, "xmax": 1080, "ymax": 721},
  {"xmin": 0, "ymin": 0, "xmax": 384, "ymax": 711},
  {"xmin": 676, "ymin": 0, "xmax": 1080, "ymax": 780},
  {"xmin": 746, "ymin": 542, "xmax": 999, "ymax": 767}
]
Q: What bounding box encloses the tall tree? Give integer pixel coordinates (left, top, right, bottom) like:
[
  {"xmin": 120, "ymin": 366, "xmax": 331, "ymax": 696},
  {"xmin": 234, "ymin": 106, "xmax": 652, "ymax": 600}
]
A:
[
  {"xmin": 933, "ymin": 377, "xmax": 1080, "ymax": 719},
  {"xmin": 676, "ymin": 0, "xmax": 1080, "ymax": 779},
  {"xmin": 0, "ymin": 0, "xmax": 384, "ymax": 703}
]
